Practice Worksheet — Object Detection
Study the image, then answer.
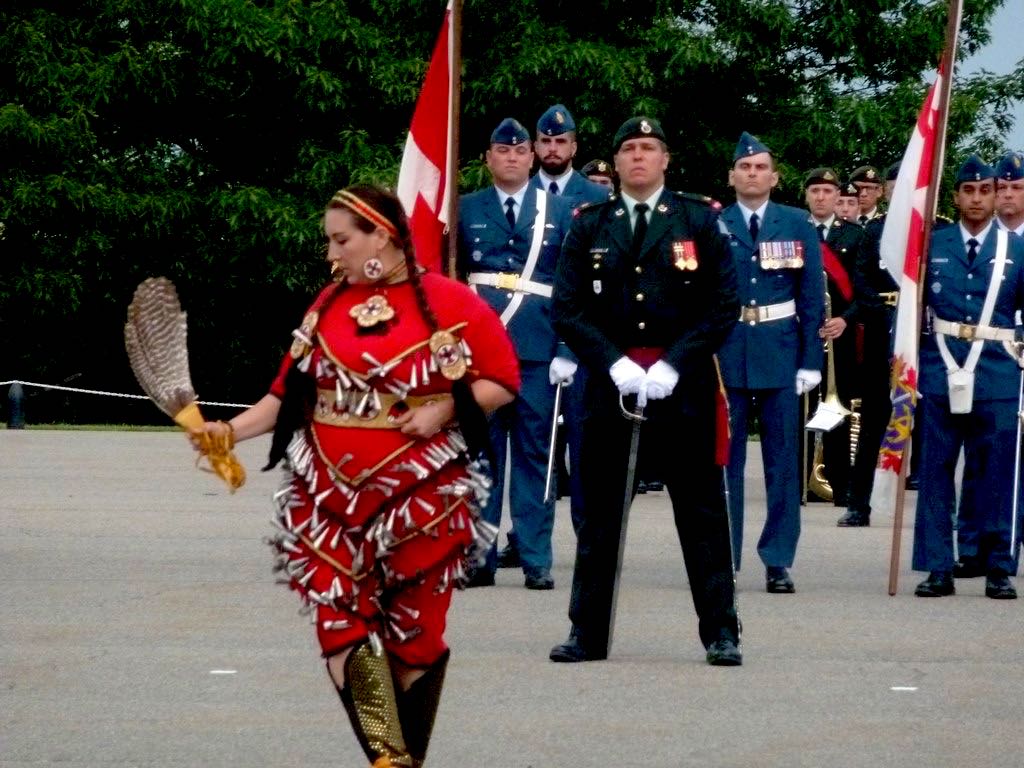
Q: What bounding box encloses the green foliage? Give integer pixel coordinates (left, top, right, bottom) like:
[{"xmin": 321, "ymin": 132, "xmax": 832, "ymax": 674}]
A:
[{"xmin": 1, "ymin": 0, "xmax": 1020, "ymax": 423}]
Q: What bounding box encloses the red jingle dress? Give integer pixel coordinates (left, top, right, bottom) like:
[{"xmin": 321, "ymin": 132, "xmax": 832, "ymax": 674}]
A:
[{"xmin": 267, "ymin": 273, "xmax": 519, "ymax": 666}]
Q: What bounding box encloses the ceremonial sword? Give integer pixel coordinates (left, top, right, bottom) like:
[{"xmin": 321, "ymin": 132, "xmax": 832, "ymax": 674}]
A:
[
  {"xmin": 607, "ymin": 393, "xmax": 645, "ymax": 654},
  {"xmin": 543, "ymin": 381, "xmax": 566, "ymax": 505}
]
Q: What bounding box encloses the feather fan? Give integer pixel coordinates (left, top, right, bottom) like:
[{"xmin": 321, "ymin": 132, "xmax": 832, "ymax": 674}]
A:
[{"xmin": 125, "ymin": 277, "xmax": 246, "ymax": 491}]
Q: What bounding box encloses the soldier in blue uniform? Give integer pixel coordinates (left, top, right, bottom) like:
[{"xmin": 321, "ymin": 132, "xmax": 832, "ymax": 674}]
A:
[
  {"xmin": 531, "ymin": 104, "xmax": 610, "ymax": 209},
  {"xmin": 508, "ymin": 104, "xmax": 611, "ymax": 546},
  {"xmin": 717, "ymin": 132, "xmax": 824, "ymax": 593},
  {"xmin": 995, "ymin": 151, "xmax": 1024, "ymax": 236},
  {"xmin": 549, "ymin": 116, "xmax": 742, "ymax": 666},
  {"xmin": 912, "ymin": 155, "xmax": 1024, "ymax": 600},
  {"xmin": 456, "ymin": 117, "xmax": 574, "ymax": 590}
]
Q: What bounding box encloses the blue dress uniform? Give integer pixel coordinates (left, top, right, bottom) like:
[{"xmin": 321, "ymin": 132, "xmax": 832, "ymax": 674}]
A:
[
  {"xmin": 456, "ymin": 119, "xmax": 573, "ymax": 583},
  {"xmin": 913, "ymin": 161, "xmax": 1024, "ymax": 588},
  {"xmin": 956, "ymin": 152, "xmax": 1024, "ymax": 570},
  {"xmin": 529, "ymin": 105, "xmax": 611, "ymax": 535},
  {"xmin": 717, "ymin": 135, "xmax": 824, "ymax": 575}
]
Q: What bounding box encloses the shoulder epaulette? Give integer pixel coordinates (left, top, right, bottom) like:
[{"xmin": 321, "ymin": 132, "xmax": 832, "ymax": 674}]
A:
[
  {"xmin": 675, "ymin": 190, "xmax": 723, "ymax": 212},
  {"xmin": 573, "ymin": 196, "xmax": 614, "ymax": 218}
]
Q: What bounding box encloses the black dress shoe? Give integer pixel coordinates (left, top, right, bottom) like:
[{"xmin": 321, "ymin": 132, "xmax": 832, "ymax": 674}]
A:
[
  {"xmin": 985, "ymin": 571, "xmax": 1018, "ymax": 599},
  {"xmin": 496, "ymin": 541, "xmax": 521, "ymax": 569},
  {"xmin": 765, "ymin": 566, "xmax": 795, "ymax": 594},
  {"xmin": 463, "ymin": 567, "xmax": 495, "ymax": 588},
  {"xmin": 706, "ymin": 638, "xmax": 743, "ymax": 666},
  {"xmin": 914, "ymin": 571, "xmax": 954, "ymax": 597},
  {"xmin": 636, "ymin": 481, "xmax": 648, "ymax": 494},
  {"xmin": 523, "ymin": 567, "xmax": 554, "ymax": 590},
  {"xmin": 549, "ymin": 634, "xmax": 606, "ymax": 663},
  {"xmin": 952, "ymin": 557, "xmax": 985, "ymax": 579},
  {"xmin": 837, "ymin": 508, "xmax": 870, "ymax": 527}
]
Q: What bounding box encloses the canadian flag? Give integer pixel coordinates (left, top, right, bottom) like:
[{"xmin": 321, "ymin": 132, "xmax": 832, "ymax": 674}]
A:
[
  {"xmin": 396, "ymin": 2, "xmax": 453, "ymax": 275},
  {"xmin": 871, "ymin": 65, "xmax": 947, "ymax": 505}
]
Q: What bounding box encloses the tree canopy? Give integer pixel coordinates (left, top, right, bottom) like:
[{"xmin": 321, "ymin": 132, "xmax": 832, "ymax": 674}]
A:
[{"xmin": 2, "ymin": 0, "xmax": 1021, "ymax": 423}]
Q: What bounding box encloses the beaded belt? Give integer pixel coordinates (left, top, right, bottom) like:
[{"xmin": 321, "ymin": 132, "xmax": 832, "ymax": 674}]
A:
[{"xmin": 313, "ymin": 388, "xmax": 452, "ymax": 429}]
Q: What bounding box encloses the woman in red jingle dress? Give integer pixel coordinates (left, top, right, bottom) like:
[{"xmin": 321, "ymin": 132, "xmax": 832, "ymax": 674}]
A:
[{"xmin": 195, "ymin": 186, "xmax": 519, "ymax": 768}]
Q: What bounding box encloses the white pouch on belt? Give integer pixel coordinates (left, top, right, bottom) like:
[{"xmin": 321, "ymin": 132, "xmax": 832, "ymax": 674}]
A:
[
  {"xmin": 934, "ymin": 229, "xmax": 1008, "ymax": 414},
  {"xmin": 946, "ymin": 369, "xmax": 975, "ymax": 414}
]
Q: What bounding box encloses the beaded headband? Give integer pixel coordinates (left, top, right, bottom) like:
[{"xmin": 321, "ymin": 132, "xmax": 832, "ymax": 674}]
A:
[{"xmin": 331, "ymin": 189, "xmax": 400, "ymax": 240}]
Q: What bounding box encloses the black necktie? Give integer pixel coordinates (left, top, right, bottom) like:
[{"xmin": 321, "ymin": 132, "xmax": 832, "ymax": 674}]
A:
[
  {"xmin": 631, "ymin": 203, "xmax": 649, "ymax": 257},
  {"xmin": 967, "ymin": 238, "xmax": 979, "ymax": 265},
  {"xmin": 749, "ymin": 212, "xmax": 759, "ymax": 242},
  {"xmin": 505, "ymin": 197, "xmax": 516, "ymax": 229},
  {"xmin": 859, "ymin": 215, "xmax": 868, "ymax": 226},
  {"xmin": 816, "ymin": 223, "xmax": 826, "ymax": 242},
  {"xmin": 548, "ymin": 181, "xmax": 559, "ymax": 195}
]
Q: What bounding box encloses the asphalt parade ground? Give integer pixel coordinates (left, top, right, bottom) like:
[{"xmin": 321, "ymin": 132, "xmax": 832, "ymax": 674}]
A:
[{"xmin": 3, "ymin": 430, "xmax": 1022, "ymax": 768}]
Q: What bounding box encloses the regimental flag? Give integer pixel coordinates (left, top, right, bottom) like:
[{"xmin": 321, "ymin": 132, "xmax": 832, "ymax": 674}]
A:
[
  {"xmin": 396, "ymin": 1, "xmax": 453, "ymax": 274},
  {"xmin": 872, "ymin": 62, "xmax": 951, "ymax": 502}
]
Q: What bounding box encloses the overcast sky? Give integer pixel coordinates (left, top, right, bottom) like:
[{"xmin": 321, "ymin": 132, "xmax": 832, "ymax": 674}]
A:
[{"xmin": 961, "ymin": 1, "xmax": 1023, "ymax": 151}]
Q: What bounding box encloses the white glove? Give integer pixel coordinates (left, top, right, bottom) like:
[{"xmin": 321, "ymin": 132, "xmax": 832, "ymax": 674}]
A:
[
  {"xmin": 549, "ymin": 356, "xmax": 578, "ymax": 385},
  {"xmin": 795, "ymin": 369, "xmax": 822, "ymax": 395},
  {"xmin": 642, "ymin": 360, "xmax": 679, "ymax": 403},
  {"xmin": 609, "ymin": 356, "xmax": 647, "ymax": 401}
]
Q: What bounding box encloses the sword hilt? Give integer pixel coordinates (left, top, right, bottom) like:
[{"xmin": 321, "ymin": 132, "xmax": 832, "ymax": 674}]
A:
[{"xmin": 618, "ymin": 393, "xmax": 647, "ymax": 422}]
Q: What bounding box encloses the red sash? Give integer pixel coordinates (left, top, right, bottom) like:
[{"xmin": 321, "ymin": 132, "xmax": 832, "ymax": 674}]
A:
[{"xmin": 821, "ymin": 241, "xmax": 853, "ymax": 302}]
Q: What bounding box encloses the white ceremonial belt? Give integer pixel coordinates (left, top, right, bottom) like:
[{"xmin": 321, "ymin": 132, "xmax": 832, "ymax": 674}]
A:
[
  {"xmin": 739, "ymin": 299, "xmax": 796, "ymax": 325},
  {"xmin": 467, "ymin": 272, "xmax": 553, "ymax": 298},
  {"xmin": 932, "ymin": 317, "xmax": 1015, "ymax": 342}
]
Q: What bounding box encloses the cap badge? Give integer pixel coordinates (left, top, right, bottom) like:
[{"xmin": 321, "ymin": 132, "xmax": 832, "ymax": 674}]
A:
[
  {"xmin": 824, "ymin": 171, "xmax": 834, "ymax": 180},
  {"xmin": 555, "ymin": 111, "xmax": 564, "ymax": 124},
  {"xmin": 640, "ymin": 119, "xmax": 652, "ymax": 134},
  {"xmin": 867, "ymin": 169, "xmax": 877, "ymax": 179}
]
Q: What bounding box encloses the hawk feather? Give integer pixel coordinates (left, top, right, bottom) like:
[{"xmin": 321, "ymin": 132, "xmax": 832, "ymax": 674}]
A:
[
  {"xmin": 124, "ymin": 277, "xmax": 197, "ymax": 418},
  {"xmin": 124, "ymin": 277, "xmax": 246, "ymax": 491}
]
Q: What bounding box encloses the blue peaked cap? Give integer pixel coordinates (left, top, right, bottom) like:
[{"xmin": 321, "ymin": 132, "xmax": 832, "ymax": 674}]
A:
[
  {"xmin": 733, "ymin": 131, "xmax": 772, "ymax": 162},
  {"xmin": 955, "ymin": 153, "xmax": 995, "ymax": 187},
  {"xmin": 995, "ymin": 151, "xmax": 1024, "ymax": 181},
  {"xmin": 490, "ymin": 118, "xmax": 530, "ymax": 146},
  {"xmin": 537, "ymin": 104, "xmax": 576, "ymax": 136}
]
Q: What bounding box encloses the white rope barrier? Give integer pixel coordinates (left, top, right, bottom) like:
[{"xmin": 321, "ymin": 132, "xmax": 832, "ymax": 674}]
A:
[{"xmin": 1, "ymin": 380, "xmax": 252, "ymax": 409}]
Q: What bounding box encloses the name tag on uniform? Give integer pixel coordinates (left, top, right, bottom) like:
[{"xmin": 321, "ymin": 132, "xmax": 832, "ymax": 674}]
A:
[
  {"xmin": 759, "ymin": 241, "xmax": 805, "ymax": 269},
  {"xmin": 469, "ymin": 223, "xmax": 487, "ymax": 229},
  {"xmin": 672, "ymin": 240, "xmax": 699, "ymax": 271},
  {"xmin": 593, "ymin": 280, "xmax": 602, "ymax": 294}
]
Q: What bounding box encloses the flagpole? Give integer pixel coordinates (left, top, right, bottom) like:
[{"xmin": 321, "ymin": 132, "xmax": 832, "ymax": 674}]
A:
[
  {"xmin": 445, "ymin": 0, "xmax": 462, "ymax": 279},
  {"xmin": 887, "ymin": 0, "xmax": 963, "ymax": 596}
]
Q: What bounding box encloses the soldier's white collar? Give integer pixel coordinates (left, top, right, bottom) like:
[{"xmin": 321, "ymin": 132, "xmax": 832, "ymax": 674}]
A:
[
  {"xmin": 494, "ymin": 183, "xmax": 529, "ymax": 212},
  {"xmin": 959, "ymin": 219, "xmax": 993, "ymax": 247},
  {"xmin": 996, "ymin": 217, "xmax": 1024, "ymax": 236},
  {"xmin": 737, "ymin": 200, "xmax": 768, "ymax": 227},
  {"xmin": 537, "ymin": 168, "xmax": 574, "ymax": 194}
]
